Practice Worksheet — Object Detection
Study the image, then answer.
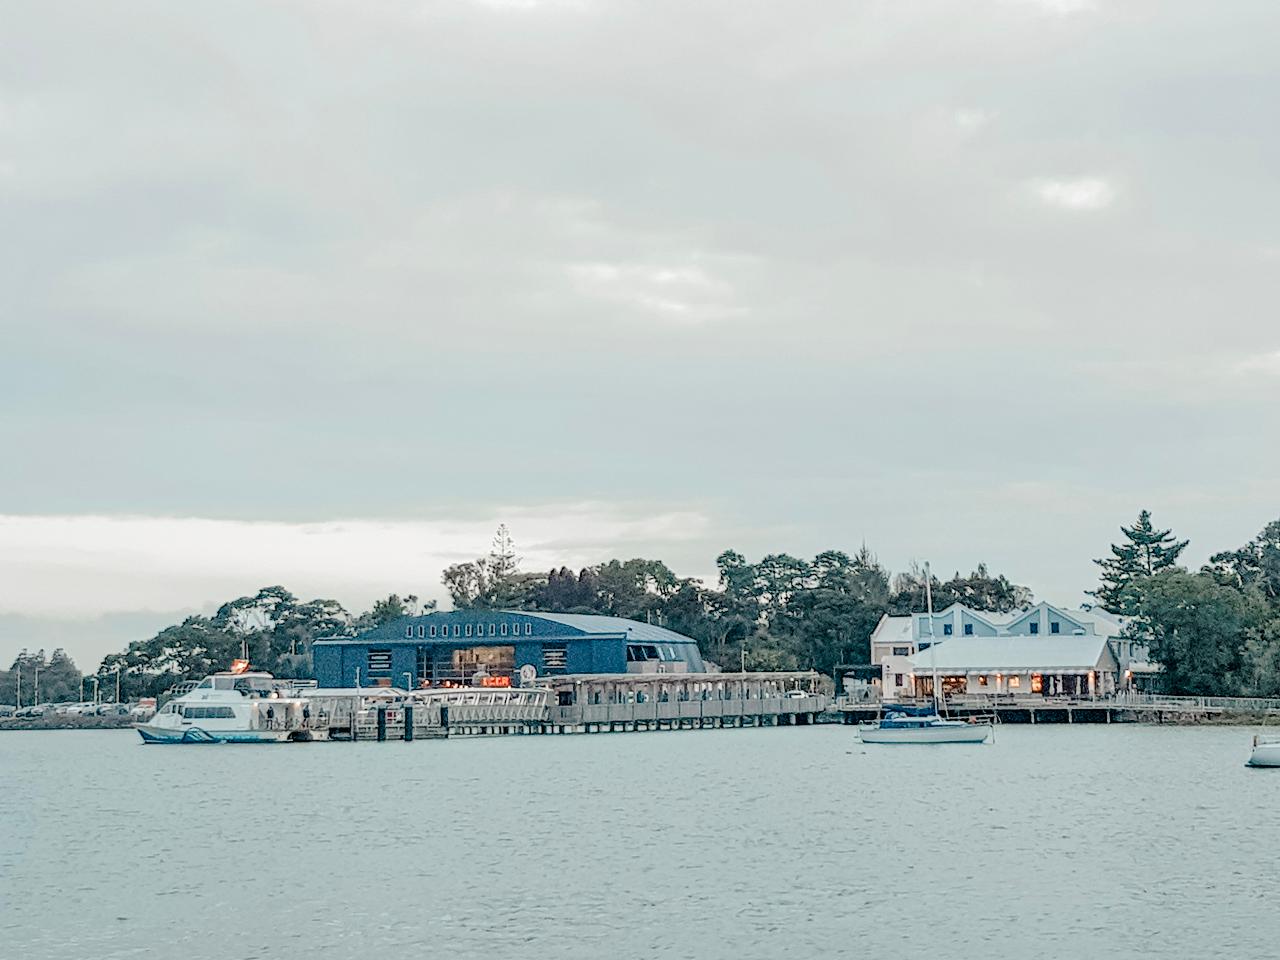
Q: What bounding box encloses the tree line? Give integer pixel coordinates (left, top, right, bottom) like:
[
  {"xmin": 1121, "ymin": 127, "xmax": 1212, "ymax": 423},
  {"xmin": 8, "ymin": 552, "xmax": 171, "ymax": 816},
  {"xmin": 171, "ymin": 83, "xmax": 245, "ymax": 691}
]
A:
[{"xmin": 6, "ymin": 512, "xmax": 1280, "ymax": 703}]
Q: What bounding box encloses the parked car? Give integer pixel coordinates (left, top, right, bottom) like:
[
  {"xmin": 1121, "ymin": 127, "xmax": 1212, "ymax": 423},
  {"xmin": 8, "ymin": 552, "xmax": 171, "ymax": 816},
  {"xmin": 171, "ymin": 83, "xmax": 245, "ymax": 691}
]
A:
[
  {"xmin": 66, "ymin": 702, "xmax": 96, "ymax": 716},
  {"xmin": 0, "ymin": 704, "xmax": 16, "ymax": 718},
  {"xmin": 15, "ymin": 704, "xmax": 49, "ymax": 719},
  {"xmin": 96, "ymin": 703, "xmax": 131, "ymax": 717},
  {"xmin": 129, "ymin": 703, "xmax": 156, "ymax": 721}
]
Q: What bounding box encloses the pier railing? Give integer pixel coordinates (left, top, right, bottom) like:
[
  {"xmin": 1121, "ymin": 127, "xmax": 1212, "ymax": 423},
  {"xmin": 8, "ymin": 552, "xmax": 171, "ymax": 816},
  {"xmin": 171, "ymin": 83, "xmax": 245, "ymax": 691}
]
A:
[
  {"xmin": 549, "ymin": 694, "xmax": 829, "ymax": 727},
  {"xmin": 1110, "ymin": 692, "xmax": 1280, "ymax": 713}
]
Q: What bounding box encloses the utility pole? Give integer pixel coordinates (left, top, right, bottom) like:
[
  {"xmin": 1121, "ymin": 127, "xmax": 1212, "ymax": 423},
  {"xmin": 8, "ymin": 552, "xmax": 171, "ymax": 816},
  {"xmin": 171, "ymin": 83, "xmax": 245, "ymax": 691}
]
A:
[
  {"xmin": 15, "ymin": 664, "xmax": 21, "ymax": 708},
  {"xmin": 34, "ymin": 665, "xmax": 40, "ymax": 706},
  {"xmin": 115, "ymin": 667, "xmax": 121, "ymax": 704}
]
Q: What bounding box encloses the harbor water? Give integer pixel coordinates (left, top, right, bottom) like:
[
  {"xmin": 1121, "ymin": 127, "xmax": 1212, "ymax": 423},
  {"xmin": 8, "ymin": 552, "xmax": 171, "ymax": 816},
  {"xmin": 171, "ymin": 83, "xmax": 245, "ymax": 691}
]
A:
[{"xmin": 2, "ymin": 725, "xmax": 1278, "ymax": 960}]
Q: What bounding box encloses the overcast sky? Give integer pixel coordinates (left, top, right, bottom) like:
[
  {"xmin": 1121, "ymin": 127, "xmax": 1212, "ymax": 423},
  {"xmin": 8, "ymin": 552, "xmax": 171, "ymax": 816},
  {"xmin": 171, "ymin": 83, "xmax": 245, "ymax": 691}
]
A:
[{"xmin": 3, "ymin": 0, "xmax": 1279, "ymax": 670}]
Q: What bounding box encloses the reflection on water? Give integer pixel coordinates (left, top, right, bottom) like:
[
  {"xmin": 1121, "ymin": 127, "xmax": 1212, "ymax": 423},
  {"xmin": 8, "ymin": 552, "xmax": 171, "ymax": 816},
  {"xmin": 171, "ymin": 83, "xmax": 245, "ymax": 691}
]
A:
[{"xmin": 1, "ymin": 725, "xmax": 1276, "ymax": 960}]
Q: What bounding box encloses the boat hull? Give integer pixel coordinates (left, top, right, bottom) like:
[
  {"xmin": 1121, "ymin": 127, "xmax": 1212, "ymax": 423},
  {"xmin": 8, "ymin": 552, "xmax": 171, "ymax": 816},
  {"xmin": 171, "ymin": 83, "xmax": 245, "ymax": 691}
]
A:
[
  {"xmin": 858, "ymin": 722, "xmax": 992, "ymax": 744},
  {"xmin": 135, "ymin": 724, "xmax": 291, "ymax": 744},
  {"xmin": 1247, "ymin": 741, "xmax": 1280, "ymax": 767}
]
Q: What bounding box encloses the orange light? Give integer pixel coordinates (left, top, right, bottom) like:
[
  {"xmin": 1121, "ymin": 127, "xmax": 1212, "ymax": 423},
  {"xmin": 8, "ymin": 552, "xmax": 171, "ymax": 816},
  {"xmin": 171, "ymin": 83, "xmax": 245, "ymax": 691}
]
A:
[
  {"xmin": 480, "ymin": 675, "xmax": 511, "ymax": 688},
  {"xmin": 229, "ymin": 659, "xmax": 250, "ymax": 674}
]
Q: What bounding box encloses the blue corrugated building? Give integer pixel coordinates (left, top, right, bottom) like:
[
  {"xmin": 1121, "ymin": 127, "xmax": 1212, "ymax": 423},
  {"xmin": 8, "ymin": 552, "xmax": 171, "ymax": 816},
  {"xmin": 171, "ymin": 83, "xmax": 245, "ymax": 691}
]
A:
[{"xmin": 312, "ymin": 611, "xmax": 706, "ymax": 688}]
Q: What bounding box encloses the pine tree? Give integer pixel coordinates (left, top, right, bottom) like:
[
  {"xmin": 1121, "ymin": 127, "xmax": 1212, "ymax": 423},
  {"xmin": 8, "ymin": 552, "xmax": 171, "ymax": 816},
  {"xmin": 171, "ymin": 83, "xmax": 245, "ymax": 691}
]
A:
[{"xmin": 1092, "ymin": 509, "xmax": 1189, "ymax": 614}]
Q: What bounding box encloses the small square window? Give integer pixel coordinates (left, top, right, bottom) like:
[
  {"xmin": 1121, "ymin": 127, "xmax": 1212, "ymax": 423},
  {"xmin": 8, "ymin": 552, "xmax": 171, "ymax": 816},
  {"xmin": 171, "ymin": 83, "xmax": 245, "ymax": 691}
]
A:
[
  {"xmin": 943, "ymin": 624, "xmax": 953, "ymax": 636},
  {"xmin": 963, "ymin": 623, "xmax": 973, "ymax": 636},
  {"xmin": 1050, "ymin": 621, "xmax": 1060, "ymax": 634},
  {"xmin": 1030, "ymin": 622, "xmax": 1040, "ymax": 635},
  {"xmin": 1008, "ymin": 675, "xmax": 1021, "ymax": 688}
]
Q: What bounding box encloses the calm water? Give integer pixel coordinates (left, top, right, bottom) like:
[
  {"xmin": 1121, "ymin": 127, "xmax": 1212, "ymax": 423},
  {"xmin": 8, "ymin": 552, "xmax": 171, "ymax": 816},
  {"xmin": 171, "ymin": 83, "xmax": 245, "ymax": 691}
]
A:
[{"xmin": 2, "ymin": 724, "xmax": 1278, "ymax": 960}]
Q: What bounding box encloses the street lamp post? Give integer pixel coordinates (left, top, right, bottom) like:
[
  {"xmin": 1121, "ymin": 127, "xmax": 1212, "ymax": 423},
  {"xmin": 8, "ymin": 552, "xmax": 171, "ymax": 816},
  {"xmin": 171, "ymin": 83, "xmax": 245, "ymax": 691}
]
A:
[
  {"xmin": 89, "ymin": 677, "xmax": 100, "ymax": 705},
  {"xmin": 114, "ymin": 667, "xmax": 121, "ymax": 704},
  {"xmin": 34, "ymin": 666, "xmax": 40, "ymax": 706}
]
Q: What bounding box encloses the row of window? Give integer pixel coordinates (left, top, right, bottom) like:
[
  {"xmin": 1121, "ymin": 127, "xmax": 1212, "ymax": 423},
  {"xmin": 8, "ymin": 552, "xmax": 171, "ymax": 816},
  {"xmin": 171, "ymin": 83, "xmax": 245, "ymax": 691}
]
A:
[
  {"xmin": 404, "ymin": 622, "xmax": 534, "ymax": 640},
  {"xmin": 181, "ymin": 705, "xmax": 236, "ymax": 719}
]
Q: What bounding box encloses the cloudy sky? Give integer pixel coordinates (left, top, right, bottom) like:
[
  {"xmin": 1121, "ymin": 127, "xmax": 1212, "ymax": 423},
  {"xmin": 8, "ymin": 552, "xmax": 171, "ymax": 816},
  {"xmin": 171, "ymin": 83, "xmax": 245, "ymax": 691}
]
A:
[{"xmin": 3, "ymin": 0, "xmax": 1279, "ymax": 669}]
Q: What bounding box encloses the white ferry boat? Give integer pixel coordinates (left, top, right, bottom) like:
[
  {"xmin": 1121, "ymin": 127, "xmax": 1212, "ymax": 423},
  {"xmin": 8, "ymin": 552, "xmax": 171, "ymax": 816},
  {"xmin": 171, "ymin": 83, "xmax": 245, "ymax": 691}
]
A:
[{"xmin": 136, "ymin": 671, "xmax": 308, "ymax": 744}]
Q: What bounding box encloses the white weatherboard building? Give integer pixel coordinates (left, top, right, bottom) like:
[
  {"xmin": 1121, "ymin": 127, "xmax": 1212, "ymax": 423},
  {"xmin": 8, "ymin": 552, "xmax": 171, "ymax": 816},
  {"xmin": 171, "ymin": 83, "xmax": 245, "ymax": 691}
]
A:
[{"xmin": 868, "ymin": 602, "xmax": 1136, "ymax": 701}]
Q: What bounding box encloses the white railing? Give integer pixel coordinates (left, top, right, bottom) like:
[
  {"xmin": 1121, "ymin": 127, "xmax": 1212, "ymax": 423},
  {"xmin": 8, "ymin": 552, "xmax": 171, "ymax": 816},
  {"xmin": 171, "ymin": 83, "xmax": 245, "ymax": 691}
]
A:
[{"xmin": 1111, "ymin": 692, "xmax": 1280, "ymax": 713}]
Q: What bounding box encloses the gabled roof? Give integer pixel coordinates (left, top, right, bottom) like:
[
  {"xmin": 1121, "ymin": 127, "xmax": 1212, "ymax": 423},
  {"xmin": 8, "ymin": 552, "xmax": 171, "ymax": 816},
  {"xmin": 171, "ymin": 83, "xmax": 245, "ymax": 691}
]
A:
[
  {"xmin": 1001, "ymin": 601, "xmax": 1092, "ymax": 633},
  {"xmin": 870, "ymin": 614, "xmax": 913, "ymax": 645},
  {"xmin": 908, "ymin": 635, "xmax": 1115, "ymax": 672},
  {"xmin": 923, "ymin": 603, "xmax": 1008, "ymax": 627}
]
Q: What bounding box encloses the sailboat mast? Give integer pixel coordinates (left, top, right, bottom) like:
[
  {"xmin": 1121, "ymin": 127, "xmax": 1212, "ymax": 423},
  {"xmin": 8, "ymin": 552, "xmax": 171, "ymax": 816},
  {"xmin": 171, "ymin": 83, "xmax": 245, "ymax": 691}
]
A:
[{"xmin": 925, "ymin": 563, "xmax": 940, "ymax": 712}]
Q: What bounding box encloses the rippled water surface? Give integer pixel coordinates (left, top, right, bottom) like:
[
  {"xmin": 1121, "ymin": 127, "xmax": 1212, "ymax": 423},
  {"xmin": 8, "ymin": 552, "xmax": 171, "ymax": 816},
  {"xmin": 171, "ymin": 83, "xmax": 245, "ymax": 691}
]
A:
[{"xmin": 2, "ymin": 725, "xmax": 1278, "ymax": 959}]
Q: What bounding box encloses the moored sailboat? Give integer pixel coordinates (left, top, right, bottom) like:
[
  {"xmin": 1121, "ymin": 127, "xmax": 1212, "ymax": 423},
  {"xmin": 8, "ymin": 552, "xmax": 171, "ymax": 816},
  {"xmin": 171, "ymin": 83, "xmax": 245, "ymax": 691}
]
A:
[{"xmin": 858, "ymin": 563, "xmax": 994, "ymax": 745}]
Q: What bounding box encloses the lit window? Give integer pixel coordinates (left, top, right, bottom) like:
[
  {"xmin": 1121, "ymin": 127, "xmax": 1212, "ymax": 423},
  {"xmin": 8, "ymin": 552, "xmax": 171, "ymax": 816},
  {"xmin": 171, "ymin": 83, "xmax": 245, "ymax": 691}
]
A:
[
  {"xmin": 1029, "ymin": 622, "xmax": 1040, "ymax": 635},
  {"xmin": 1050, "ymin": 621, "xmax": 1060, "ymax": 634},
  {"xmin": 1008, "ymin": 675, "xmax": 1021, "ymax": 688},
  {"xmin": 963, "ymin": 623, "xmax": 973, "ymax": 636},
  {"xmin": 943, "ymin": 624, "xmax": 953, "ymax": 636},
  {"xmin": 978, "ymin": 675, "xmax": 988, "ymax": 686}
]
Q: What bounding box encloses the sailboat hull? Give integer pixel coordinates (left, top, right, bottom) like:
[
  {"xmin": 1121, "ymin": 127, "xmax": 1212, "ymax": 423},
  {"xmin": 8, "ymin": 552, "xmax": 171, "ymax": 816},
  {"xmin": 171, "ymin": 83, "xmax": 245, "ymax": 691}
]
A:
[
  {"xmin": 1247, "ymin": 740, "xmax": 1280, "ymax": 767},
  {"xmin": 858, "ymin": 722, "xmax": 991, "ymax": 744}
]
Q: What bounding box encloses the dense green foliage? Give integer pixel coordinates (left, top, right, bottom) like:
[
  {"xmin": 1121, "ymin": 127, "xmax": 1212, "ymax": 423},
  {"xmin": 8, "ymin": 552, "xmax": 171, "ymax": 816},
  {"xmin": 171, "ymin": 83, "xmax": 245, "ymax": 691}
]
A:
[
  {"xmin": 0, "ymin": 649, "xmax": 83, "ymax": 707},
  {"xmin": 1098, "ymin": 513, "xmax": 1280, "ymax": 696}
]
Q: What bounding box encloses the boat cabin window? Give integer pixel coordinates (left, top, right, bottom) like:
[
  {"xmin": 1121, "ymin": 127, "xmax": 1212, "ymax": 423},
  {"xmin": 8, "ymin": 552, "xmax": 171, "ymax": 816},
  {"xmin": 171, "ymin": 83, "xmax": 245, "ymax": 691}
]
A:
[
  {"xmin": 180, "ymin": 705, "xmax": 236, "ymax": 719},
  {"xmin": 159, "ymin": 702, "xmax": 179, "ymax": 714},
  {"xmin": 196, "ymin": 678, "xmax": 214, "ymax": 689},
  {"xmin": 213, "ymin": 676, "xmax": 239, "ymax": 690}
]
